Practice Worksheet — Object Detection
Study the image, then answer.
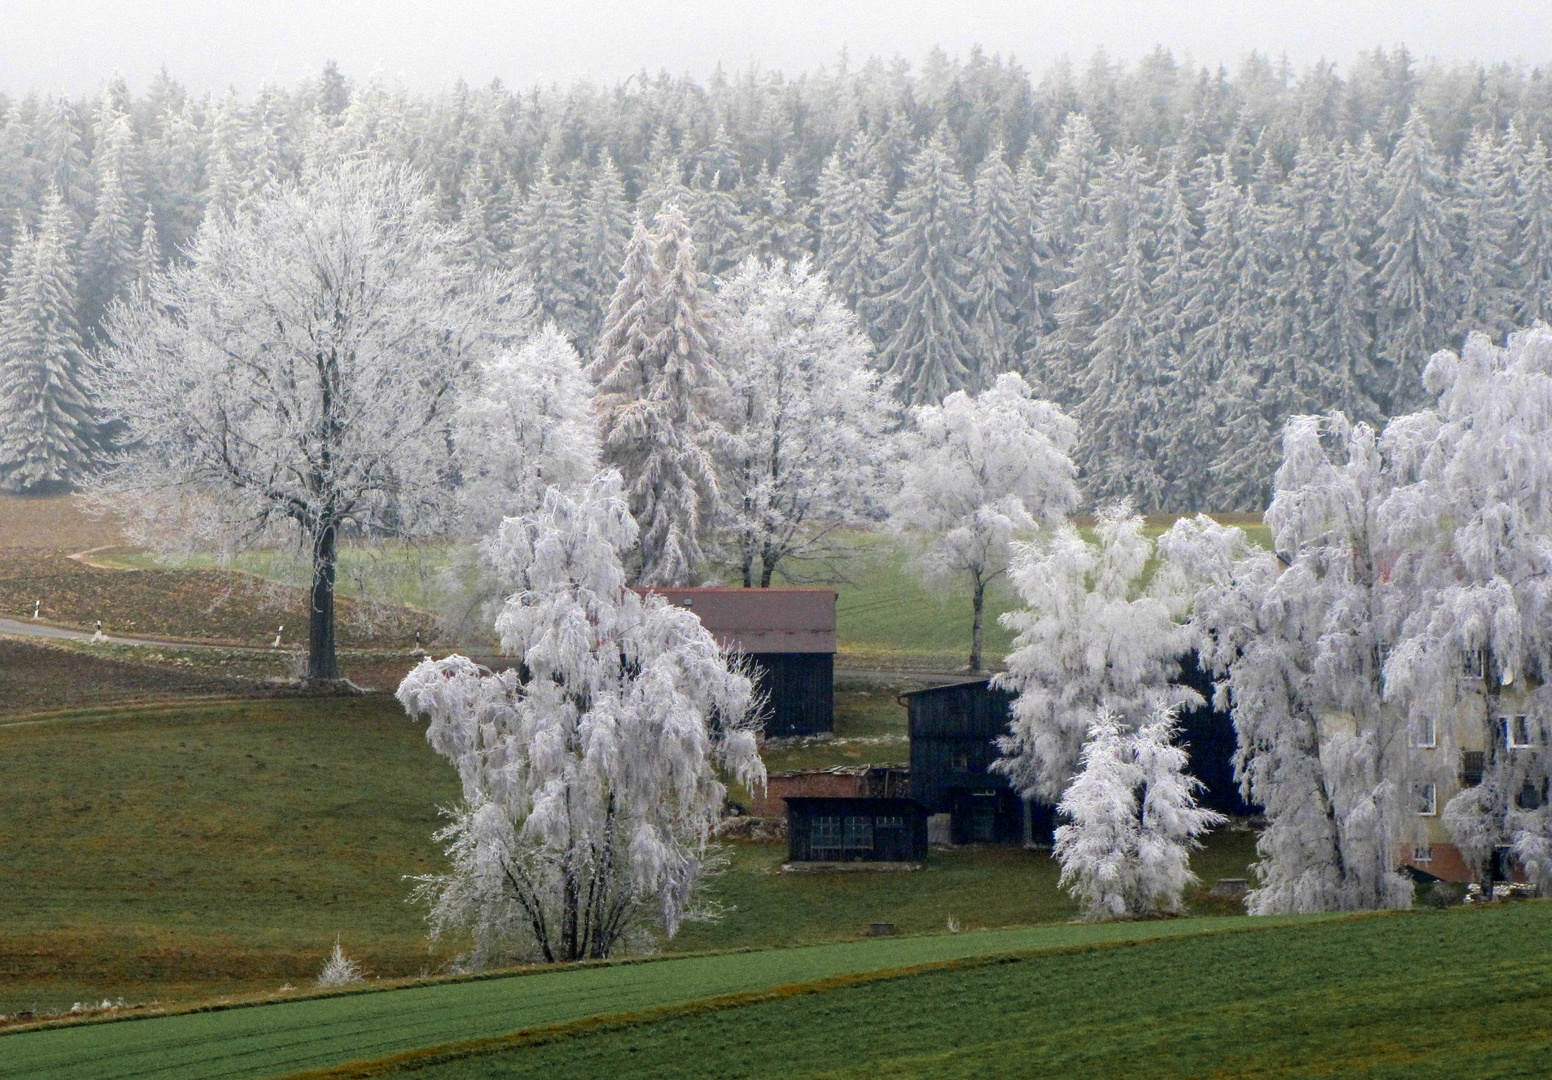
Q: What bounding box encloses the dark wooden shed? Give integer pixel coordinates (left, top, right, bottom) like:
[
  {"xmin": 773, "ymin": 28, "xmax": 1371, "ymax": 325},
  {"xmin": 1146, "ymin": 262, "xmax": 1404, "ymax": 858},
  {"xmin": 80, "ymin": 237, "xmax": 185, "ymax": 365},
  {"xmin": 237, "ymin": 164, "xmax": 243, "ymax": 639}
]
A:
[
  {"xmin": 785, "ymin": 796, "xmax": 929, "ymax": 863},
  {"xmin": 902, "ymin": 679, "xmax": 1054, "ymax": 845},
  {"xmin": 637, "ymin": 587, "xmax": 836, "ymax": 737}
]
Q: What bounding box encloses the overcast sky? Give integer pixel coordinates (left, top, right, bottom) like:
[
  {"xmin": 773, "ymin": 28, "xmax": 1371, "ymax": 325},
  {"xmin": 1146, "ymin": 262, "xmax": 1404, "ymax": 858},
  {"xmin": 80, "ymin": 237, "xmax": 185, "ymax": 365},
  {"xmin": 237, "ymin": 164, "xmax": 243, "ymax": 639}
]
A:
[{"xmin": 0, "ymin": 0, "xmax": 1548, "ymax": 96}]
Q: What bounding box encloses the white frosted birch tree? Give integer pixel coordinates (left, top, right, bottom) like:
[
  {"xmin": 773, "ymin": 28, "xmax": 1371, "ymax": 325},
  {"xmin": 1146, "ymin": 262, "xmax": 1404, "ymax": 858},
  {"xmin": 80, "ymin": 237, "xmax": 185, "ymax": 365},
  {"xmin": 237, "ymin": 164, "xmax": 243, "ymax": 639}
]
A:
[
  {"xmin": 94, "ymin": 161, "xmax": 527, "ymax": 683},
  {"xmin": 716, "ymin": 258, "xmax": 895, "ymax": 587},
  {"xmin": 397, "ymin": 473, "xmax": 765, "ymax": 967},
  {"xmin": 891, "ymin": 372, "xmax": 1078, "ymax": 672}
]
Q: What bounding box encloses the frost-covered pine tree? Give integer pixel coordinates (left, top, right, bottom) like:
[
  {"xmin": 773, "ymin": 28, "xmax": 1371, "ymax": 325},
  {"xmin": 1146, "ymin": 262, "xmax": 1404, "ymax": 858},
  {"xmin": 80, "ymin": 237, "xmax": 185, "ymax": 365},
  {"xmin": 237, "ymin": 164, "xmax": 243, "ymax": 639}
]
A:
[
  {"xmin": 397, "ymin": 473, "xmax": 765, "ymax": 967},
  {"xmin": 0, "ymin": 188, "xmax": 96, "ymax": 493},
  {"xmin": 1054, "ymin": 706, "xmax": 1224, "ymax": 921},
  {"xmin": 1452, "ymin": 129, "xmax": 1518, "ymax": 343},
  {"xmin": 716, "ymin": 258, "xmax": 895, "ymax": 587},
  {"xmin": 590, "ymin": 206, "xmax": 723, "ymax": 586},
  {"xmin": 816, "ymin": 139, "xmax": 885, "ymax": 319},
  {"xmin": 742, "ymin": 161, "xmax": 808, "ymax": 266},
  {"xmin": 965, "ymin": 145, "xmax": 1030, "ymax": 377},
  {"xmin": 1514, "ymin": 138, "xmax": 1552, "ymax": 326},
  {"xmin": 995, "ymin": 504, "xmax": 1201, "ymax": 802},
  {"xmin": 892, "ymin": 373, "xmax": 1078, "ymax": 672},
  {"xmin": 1374, "ymin": 112, "xmax": 1453, "ymax": 413},
  {"xmin": 577, "ymin": 157, "xmax": 632, "ymax": 349},
  {"xmin": 1313, "ymin": 138, "xmax": 1383, "ymax": 424},
  {"xmin": 688, "ymin": 162, "xmax": 746, "ymax": 280},
  {"xmin": 875, "ymin": 128, "xmax": 978, "ymax": 405},
  {"xmin": 514, "ymin": 163, "xmax": 585, "ymax": 341}
]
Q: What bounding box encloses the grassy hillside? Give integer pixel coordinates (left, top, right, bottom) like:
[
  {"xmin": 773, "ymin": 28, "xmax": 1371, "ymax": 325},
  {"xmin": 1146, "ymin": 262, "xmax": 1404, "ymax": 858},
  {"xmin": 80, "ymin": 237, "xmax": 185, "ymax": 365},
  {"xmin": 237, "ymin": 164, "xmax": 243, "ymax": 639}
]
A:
[
  {"xmin": 0, "ymin": 914, "xmax": 1332, "ymax": 1080},
  {"xmin": 402, "ymin": 902, "xmax": 1552, "ymax": 1080}
]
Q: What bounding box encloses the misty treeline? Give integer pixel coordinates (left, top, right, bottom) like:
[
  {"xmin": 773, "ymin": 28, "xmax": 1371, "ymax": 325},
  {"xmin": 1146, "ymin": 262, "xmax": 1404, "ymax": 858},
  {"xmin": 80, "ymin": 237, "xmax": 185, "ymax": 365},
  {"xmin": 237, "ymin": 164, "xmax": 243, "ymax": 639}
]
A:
[{"xmin": 5, "ymin": 46, "xmax": 1552, "ymax": 507}]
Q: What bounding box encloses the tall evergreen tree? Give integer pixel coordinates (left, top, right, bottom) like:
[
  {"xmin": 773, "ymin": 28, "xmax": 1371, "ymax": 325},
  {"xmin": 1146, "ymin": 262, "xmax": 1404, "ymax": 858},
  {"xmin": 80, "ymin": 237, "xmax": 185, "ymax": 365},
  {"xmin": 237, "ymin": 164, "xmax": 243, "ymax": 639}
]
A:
[
  {"xmin": 589, "ymin": 208, "xmax": 723, "ymax": 585},
  {"xmin": 1452, "ymin": 128, "xmax": 1518, "ymax": 342},
  {"xmin": 1373, "ymin": 112, "xmax": 1454, "ymax": 412},
  {"xmin": 1314, "ymin": 138, "xmax": 1383, "ymax": 421},
  {"xmin": 815, "ymin": 139, "xmax": 885, "ymax": 318},
  {"xmin": 0, "ymin": 189, "xmax": 95, "ymax": 492},
  {"xmin": 513, "ymin": 163, "xmax": 584, "ymax": 340},
  {"xmin": 965, "ymin": 145, "xmax": 1030, "ymax": 378},
  {"xmin": 875, "ymin": 128, "xmax": 977, "ymax": 405},
  {"xmin": 1517, "ymin": 137, "xmax": 1552, "ymax": 325},
  {"xmin": 577, "ymin": 156, "xmax": 631, "ymax": 348}
]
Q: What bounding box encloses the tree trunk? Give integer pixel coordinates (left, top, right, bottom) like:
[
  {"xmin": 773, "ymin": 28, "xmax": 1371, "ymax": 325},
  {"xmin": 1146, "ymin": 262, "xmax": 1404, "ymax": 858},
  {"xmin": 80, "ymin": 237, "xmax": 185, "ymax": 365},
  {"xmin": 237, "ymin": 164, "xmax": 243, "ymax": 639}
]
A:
[
  {"xmin": 970, "ymin": 572, "xmax": 986, "ymax": 673},
  {"xmin": 307, "ymin": 520, "xmax": 340, "ymax": 682}
]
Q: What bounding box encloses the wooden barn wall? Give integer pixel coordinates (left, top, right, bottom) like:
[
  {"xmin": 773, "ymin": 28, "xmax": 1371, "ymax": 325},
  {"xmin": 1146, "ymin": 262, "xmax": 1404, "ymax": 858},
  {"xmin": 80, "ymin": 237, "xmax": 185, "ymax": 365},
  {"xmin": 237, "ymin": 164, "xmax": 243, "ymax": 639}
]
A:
[
  {"xmin": 908, "ymin": 683, "xmax": 1019, "ymax": 816},
  {"xmin": 786, "ymin": 798, "xmax": 929, "ymax": 862},
  {"xmin": 752, "ymin": 652, "xmax": 833, "ymax": 737}
]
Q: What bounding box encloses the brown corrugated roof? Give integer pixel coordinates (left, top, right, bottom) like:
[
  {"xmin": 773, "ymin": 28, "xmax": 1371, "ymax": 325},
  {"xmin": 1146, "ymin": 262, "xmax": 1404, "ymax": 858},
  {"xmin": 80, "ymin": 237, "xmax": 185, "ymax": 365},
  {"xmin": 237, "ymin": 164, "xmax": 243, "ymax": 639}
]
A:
[{"xmin": 634, "ymin": 587, "xmax": 836, "ymax": 654}]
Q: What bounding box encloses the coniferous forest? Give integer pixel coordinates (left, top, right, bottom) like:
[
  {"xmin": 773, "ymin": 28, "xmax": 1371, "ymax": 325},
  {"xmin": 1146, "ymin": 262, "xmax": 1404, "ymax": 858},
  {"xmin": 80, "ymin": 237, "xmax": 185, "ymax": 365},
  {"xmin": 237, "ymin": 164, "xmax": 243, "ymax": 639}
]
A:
[{"xmin": 5, "ymin": 47, "xmax": 1552, "ymax": 508}]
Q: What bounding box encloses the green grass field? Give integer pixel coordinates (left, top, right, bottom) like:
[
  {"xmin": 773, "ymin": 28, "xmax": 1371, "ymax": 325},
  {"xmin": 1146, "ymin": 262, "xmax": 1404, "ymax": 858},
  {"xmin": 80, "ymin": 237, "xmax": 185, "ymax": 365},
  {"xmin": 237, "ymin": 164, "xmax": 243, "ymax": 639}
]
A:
[
  {"xmin": 403, "ymin": 902, "xmax": 1552, "ymax": 1080},
  {"xmin": 0, "ymin": 914, "xmax": 1337, "ymax": 1080}
]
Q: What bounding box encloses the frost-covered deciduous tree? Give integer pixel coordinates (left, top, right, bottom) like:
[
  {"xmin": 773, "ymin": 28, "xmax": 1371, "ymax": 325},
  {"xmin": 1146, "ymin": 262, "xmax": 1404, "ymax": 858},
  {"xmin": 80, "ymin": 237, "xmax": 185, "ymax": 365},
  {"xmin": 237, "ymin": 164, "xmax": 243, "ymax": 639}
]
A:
[
  {"xmin": 0, "ymin": 187, "xmax": 96, "ymax": 493},
  {"xmin": 1161, "ymin": 415, "xmax": 1420, "ymax": 914},
  {"xmin": 1383, "ymin": 328, "xmax": 1552, "ymax": 891},
  {"xmin": 453, "ymin": 323, "xmax": 601, "ymax": 538},
  {"xmin": 397, "ymin": 473, "xmax": 765, "ymax": 967},
  {"xmin": 892, "ymin": 373, "xmax": 1077, "ymax": 672},
  {"xmin": 996, "ymin": 504, "xmax": 1201, "ymax": 802},
  {"xmin": 94, "ymin": 162, "xmax": 526, "ymax": 683},
  {"xmin": 591, "ymin": 206, "xmax": 724, "ymax": 586},
  {"xmin": 716, "ymin": 258, "xmax": 895, "ymax": 587},
  {"xmin": 1054, "ymin": 706, "xmax": 1224, "ymax": 921}
]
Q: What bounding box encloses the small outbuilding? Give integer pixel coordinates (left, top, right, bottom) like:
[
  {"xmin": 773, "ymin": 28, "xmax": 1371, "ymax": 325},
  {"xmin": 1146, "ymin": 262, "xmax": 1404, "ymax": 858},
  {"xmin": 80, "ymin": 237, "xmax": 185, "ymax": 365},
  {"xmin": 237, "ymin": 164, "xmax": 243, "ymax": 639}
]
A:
[
  {"xmin": 638, "ymin": 587, "xmax": 837, "ymax": 736},
  {"xmin": 785, "ymin": 796, "xmax": 929, "ymax": 863}
]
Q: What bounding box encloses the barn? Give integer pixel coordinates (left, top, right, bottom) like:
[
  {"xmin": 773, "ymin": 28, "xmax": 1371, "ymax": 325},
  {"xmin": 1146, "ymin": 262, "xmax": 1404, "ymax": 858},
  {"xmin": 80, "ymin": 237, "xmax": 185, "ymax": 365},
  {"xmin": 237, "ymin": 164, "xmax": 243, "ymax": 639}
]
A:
[
  {"xmin": 902, "ymin": 658, "xmax": 1252, "ymax": 846},
  {"xmin": 636, "ymin": 587, "xmax": 836, "ymax": 737},
  {"xmin": 901, "ymin": 679, "xmax": 1053, "ymax": 845},
  {"xmin": 785, "ymin": 796, "xmax": 929, "ymax": 863}
]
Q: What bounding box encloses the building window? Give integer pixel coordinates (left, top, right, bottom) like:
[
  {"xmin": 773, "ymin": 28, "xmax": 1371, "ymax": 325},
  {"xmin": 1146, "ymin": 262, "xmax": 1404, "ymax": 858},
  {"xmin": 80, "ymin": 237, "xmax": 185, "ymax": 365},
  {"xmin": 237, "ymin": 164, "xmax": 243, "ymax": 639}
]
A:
[
  {"xmin": 1412, "ymin": 844, "xmax": 1433, "ymax": 863},
  {"xmin": 876, "ymin": 815, "xmax": 905, "ymax": 830},
  {"xmin": 1463, "ymin": 649, "xmax": 1486, "ymax": 680},
  {"xmin": 842, "ymin": 816, "xmax": 873, "ymax": 850},
  {"xmin": 1416, "ymin": 782, "xmax": 1437, "ymax": 816},
  {"xmin": 1499, "ymin": 715, "xmax": 1533, "ymax": 749},
  {"xmin": 812, "ymin": 816, "xmax": 842, "ymax": 850},
  {"xmin": 1411, "ymin": 716, "xmax": 1436, "ymax": 749}
]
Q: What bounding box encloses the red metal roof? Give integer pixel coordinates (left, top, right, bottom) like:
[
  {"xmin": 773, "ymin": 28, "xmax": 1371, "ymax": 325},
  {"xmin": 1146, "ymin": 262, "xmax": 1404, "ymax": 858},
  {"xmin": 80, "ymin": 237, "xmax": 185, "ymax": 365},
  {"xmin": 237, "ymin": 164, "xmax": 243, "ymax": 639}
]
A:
[{"xmin": 634, "ymin": 587, "xmax": 836, "ymax": 654}]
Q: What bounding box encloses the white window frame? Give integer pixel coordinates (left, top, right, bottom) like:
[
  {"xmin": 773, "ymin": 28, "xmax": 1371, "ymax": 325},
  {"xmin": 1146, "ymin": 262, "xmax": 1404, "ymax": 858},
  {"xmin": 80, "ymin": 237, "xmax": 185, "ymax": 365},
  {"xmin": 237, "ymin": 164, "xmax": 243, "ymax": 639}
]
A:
[
  {"xmin": 1416, "ymin": 782, "xmax": 1437, "ymax": 816},
  {"xmin": 1412, "ymin": 716, "xmax": 1436, "ymax": 749},
  {"xmin": 1412, "ymin": 844, "xmax": 1433, "ymax": 863}
]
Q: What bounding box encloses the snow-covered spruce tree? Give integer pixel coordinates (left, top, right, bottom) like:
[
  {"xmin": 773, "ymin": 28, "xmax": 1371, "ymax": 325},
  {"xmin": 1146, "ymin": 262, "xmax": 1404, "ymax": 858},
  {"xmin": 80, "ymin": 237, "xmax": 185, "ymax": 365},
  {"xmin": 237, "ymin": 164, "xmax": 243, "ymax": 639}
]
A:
[
  {"xmin": 576, "ymin": 157, "xmax": 632, "ymax": 350},
  {"xmin": 0, "ymin": 188, "xmax": 96, "ymax": 493},
  {"xmin": 1055, "ymin": 706, "xmax": 1225, "ymax": 921},
  {"xmin": 891, "ymin": 373, "xmax": 1077, "ymax": 673},
  {"xmin": 874, "ymin": 128, "xmax": 978, "ymax": 405},
  {"xmin": 514, "ymin": 163, "xmax": 586, "ymax": 341},
  {"xmin": 1373, "ymin": 112, "xmax": 1453, "ymax": 414},
  {"xmin": 397, "ymin": 473, "xmax": 765, "ymax": 967},
  {"xmin": 995, "ymin": 504, "xmax": 1201, "ymax": 803},
  {"xmin": 1515, "ymin": 138, "xmax": 1552, "ymax": 327},
  {"xmin": 1160, "ymin": 416, "xmax": 1420, "ymax": 914},
  {"xmin": 815, "ymin": 139, "xmax": 885, "ymax": 318},
  {"xmin": 590, "ymin": 206, "xmax": 723, "ymax": 586},
  {"xmin": 965, "ymin": 145, "xmax": 1030, "ymax": 378},
  {"xmin": 94, "ymin": 162, "xmax": 526, "ymax": 683},
  {"xmin": 716, "ymin": 258, "xmax": 895, "ymax": 587},
  {"xmin": 1452, "ymin": 129, "xmax": 1518, "ymax": 344},
  {"xmin": 1382, "ymin": 328, "xmax": 1552, "ymax": 891}
]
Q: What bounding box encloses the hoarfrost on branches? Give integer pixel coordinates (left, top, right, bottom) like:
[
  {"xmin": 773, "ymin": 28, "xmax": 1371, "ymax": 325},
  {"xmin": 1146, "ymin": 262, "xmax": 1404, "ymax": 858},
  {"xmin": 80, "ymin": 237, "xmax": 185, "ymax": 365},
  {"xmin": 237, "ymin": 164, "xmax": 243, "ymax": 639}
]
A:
[
  {"xmin": 716, "ymin": 258, "xmax": 896, "ymax": 587},
  {"xmin": 93, "ymin": 161, "xmax": 526, "ymax": 682},
  {"xmin": 1054, "ymin": 706, "xmax": 1224, "ymax": 921},
  {"xmin": 397, "ymin": 473, "xmax": 765, "ymax": 967},
  {"xmin": 891, "ymin": 372, "xmax": 1078, "ymax": 672},
  {"xmin": 996, "ymin": 504, "xmax": 1201, "ymax": 802}
]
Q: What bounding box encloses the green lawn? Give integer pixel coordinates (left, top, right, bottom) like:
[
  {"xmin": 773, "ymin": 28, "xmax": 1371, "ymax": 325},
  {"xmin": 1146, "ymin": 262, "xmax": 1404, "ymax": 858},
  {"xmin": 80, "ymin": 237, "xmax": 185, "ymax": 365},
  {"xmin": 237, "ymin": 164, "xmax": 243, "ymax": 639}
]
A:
[
  {"xmin": 0, "ymin": 914, "xmax": 1336, "ymax": 1080},
  {"xmin": 402, "ymin": 902, "xmax": 1552, "ymax": 1080}
]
